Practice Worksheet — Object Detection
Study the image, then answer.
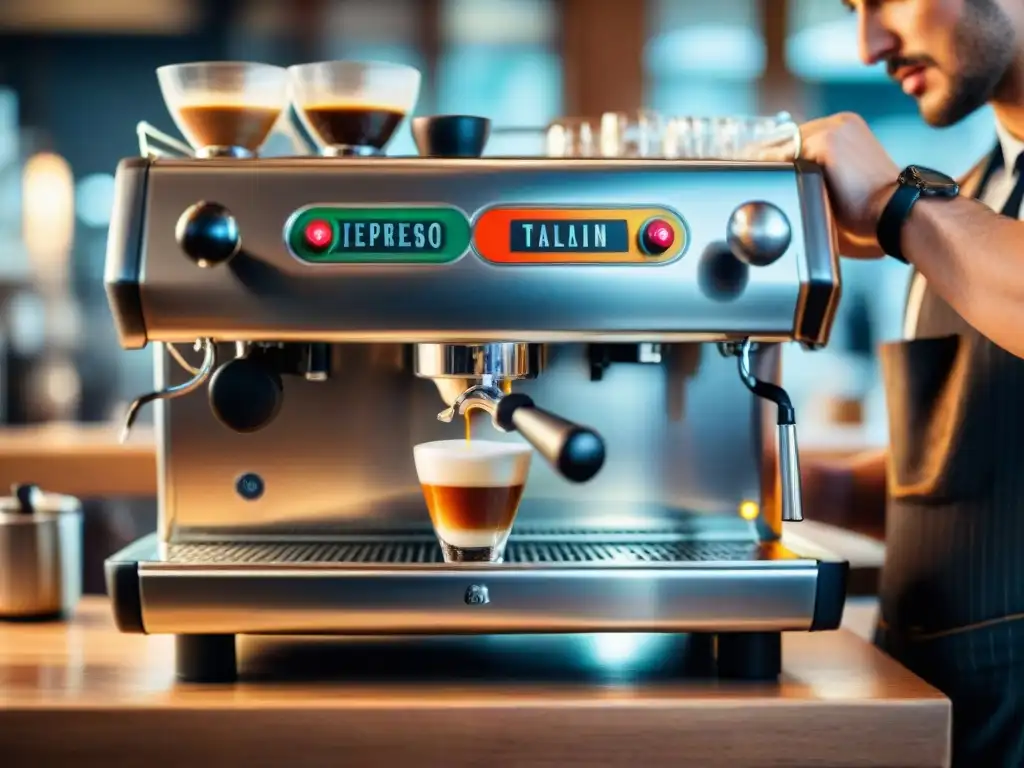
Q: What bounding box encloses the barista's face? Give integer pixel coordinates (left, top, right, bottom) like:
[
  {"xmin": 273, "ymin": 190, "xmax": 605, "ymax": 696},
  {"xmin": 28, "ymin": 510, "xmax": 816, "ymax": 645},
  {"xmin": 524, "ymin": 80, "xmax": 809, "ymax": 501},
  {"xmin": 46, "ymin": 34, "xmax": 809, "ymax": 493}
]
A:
[{"xmin": 847, "ymin": 0, "xmax": 1019, "ymax": 126}]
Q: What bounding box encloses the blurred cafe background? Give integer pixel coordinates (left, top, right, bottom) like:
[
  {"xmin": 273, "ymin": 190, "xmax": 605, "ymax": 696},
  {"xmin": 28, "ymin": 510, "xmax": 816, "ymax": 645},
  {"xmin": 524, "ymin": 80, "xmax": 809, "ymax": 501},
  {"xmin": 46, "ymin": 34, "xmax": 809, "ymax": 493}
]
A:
[{"xmin": 0, "ymin": 0, "xmax": 998, "ymax": 593}]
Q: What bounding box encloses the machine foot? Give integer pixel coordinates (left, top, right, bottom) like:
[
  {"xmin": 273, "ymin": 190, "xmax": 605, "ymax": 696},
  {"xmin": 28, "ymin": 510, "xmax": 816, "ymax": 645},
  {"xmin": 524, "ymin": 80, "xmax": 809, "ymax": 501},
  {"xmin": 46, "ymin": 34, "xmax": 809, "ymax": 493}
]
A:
[
  {"xmin": 681, "ymin": 632, "xmax": 717, "ymax": 677},
  {"xmin": 175, "ymin": 634, "xmax": 237, "ymax": 683},
  {"xmin": 716, "ymin": 631, "xmax": 782, "ymax": 681}
]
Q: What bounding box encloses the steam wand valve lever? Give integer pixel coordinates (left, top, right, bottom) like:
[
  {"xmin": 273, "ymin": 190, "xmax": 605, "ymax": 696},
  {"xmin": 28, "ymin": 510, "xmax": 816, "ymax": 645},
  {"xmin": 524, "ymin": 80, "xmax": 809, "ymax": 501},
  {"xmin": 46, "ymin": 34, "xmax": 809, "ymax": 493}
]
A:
[
  {"xmin": 736, "ymin": 338, "xmax": 803, "ymax": 523},
  {"xmin": 119, "ymin": 338, "xmax": 217, "ymax": 444},
  {"xmin": 438, "ymin": 387, "xmax": 606, "ymax": 483}
]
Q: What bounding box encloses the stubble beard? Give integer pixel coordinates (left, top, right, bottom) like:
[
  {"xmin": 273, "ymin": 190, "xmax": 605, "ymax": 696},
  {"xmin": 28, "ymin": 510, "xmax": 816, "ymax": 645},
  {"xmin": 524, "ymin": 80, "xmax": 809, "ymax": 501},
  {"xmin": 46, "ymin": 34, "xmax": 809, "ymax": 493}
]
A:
[{"xmin": 919, "ymin": 0, "xmax": 1016, "ymax": 127}]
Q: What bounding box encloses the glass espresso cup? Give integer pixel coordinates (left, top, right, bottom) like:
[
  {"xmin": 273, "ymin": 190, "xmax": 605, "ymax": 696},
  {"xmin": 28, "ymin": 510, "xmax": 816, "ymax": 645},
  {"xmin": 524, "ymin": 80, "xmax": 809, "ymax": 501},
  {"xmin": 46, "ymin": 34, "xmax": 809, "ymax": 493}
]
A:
[
  {"xmin": 156, "ymin": 62, "xmax": 289, "ymax": 158},
  {"xmin": 413, "ymin": 440, "xmax": 532, "ymax": 563}
]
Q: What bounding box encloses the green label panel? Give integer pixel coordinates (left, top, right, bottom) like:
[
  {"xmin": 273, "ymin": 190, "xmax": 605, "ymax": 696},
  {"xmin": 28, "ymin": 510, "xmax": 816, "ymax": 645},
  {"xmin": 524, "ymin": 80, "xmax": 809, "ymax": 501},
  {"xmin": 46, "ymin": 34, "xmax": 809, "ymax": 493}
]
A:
[{"xmin": 286, "ymin": 206, "xmax": 471, "ymax": 264}]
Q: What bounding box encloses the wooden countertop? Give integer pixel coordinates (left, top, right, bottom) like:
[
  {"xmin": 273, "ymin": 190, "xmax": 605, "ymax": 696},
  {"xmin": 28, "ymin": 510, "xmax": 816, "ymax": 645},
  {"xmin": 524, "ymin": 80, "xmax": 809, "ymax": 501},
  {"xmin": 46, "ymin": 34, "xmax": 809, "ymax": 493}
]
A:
[
  {"xmin": 0, "ymin": 423, "xmax": 155, "ymax": 497},
  {"xmin": 0, "ymin": 598, "xmax": 948, "ymax": 768}
]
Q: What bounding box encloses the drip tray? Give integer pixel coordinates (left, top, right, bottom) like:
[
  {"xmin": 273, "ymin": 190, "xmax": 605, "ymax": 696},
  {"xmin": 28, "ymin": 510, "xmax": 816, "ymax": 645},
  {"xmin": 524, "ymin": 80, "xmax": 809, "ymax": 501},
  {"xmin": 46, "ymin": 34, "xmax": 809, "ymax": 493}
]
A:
[
  {"xmin": 108, "ymin": 534, "xmax": 848, "ymax": 636},
  {"xmin": 163, "ymin": 539, "xmax": 771, "ymax": 566}
]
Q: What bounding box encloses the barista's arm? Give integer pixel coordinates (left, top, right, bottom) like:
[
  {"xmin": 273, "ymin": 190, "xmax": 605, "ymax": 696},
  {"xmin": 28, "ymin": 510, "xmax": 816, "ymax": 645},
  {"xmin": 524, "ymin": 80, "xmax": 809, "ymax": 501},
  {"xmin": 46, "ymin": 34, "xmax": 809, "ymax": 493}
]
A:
[
  {"xmin": 883, "ymin": 194, "xmax": 1024, "ymax": 357},
  {"xmin": 799, "ymin": 112, "xmax": 1024, "ymax": 358},
  {"xmin": 831, "ymin": 166, "xmax": 983, "ymax": 260}
]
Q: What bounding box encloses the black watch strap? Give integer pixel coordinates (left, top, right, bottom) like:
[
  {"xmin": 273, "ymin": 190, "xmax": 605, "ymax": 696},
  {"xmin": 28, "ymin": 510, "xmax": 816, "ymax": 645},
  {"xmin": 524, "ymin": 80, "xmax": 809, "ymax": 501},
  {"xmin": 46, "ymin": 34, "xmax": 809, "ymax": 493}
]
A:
[{"xmin": 876, "ymin": 184, "xmax": 922, "ymax": 264}]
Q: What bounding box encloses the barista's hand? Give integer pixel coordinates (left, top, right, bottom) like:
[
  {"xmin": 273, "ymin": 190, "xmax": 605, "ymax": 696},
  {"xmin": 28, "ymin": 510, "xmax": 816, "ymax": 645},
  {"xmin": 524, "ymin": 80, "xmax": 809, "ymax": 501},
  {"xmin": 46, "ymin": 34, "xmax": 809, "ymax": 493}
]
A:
[{"xmin": 797, "ymin": 113, "xmax": 901, "ymax": 259}]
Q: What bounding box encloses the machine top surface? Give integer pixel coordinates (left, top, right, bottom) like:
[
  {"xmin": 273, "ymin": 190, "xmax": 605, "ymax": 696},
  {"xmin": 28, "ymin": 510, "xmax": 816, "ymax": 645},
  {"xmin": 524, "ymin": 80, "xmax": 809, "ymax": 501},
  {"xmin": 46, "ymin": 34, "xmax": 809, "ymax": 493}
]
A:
[{"xmin": 105, "ymin": 154, "xmax": 840, "ymax": 347}]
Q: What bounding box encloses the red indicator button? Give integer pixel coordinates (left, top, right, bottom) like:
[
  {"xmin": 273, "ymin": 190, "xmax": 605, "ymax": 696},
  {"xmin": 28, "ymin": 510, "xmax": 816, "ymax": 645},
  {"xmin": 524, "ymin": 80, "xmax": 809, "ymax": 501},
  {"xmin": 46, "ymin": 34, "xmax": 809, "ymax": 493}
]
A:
[
  {"xmin": 304, "ymin": 219, "xmax": 333, "ymax": 251},
  {"xmin": 640, "ymin": 218, "xmax": 675, "ymax": 255}
]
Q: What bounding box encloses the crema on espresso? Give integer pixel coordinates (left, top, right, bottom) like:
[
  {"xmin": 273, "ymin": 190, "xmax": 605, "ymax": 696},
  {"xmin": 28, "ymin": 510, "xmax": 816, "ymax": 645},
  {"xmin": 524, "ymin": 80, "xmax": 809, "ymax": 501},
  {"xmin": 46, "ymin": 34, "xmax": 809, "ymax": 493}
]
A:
[{"xmin": 413, "ymin": 439, "xmax": 531, "ymax": 556}]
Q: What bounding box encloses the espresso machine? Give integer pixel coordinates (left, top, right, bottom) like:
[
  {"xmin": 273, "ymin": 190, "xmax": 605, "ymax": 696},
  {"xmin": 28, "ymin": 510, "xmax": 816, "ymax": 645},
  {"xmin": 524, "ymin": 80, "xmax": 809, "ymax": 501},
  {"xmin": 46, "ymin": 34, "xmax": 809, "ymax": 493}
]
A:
[{"xmin": 104, "ymin": 61, "xmax": 846, "ymax": 684}]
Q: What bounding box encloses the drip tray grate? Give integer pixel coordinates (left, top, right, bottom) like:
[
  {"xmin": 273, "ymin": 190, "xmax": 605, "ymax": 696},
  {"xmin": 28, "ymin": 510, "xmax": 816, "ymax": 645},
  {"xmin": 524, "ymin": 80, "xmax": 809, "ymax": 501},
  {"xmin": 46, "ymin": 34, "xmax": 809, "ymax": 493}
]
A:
[{"xmin": 162, "ymin": 539, "xmax": 771, "ymax": 566}]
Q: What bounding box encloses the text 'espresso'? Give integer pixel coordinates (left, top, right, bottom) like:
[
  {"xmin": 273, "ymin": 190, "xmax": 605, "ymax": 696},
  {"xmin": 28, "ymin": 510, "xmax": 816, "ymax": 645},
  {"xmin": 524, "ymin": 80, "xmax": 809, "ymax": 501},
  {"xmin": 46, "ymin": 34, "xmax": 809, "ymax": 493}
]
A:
[{"xmin": 337, "ymin": 220, "xmax": 447, "ymax": 253}]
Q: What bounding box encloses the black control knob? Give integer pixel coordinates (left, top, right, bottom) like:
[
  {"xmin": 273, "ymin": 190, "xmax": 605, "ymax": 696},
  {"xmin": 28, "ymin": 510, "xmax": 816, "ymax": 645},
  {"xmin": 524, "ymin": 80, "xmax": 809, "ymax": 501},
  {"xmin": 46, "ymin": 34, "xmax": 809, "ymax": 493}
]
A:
[
  {"xmin": 495, "ymin": 394, "xmax": 605, "ymax": 483},
  {"xmin": 176, "ymin": 201, "xmax": 241, "ymax": 268},
  {"xmin": 208, "ymin": 357, "xmax": 283, "ymax": 433},
  {"xmin": 412, "ymin": 115, "xmax": 491, "ymax": 158},
  {"xmin": 12, "ymin": 483, "xmax": 39, "ymax": 514}
]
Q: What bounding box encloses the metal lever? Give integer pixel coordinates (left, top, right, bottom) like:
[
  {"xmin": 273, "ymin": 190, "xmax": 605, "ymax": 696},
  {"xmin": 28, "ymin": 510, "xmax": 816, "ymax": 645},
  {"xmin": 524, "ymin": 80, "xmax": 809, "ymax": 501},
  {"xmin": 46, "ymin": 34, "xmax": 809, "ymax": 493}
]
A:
[
  {"xmin": 137, "ymin": 121, "xmax": 195, "ymax": 160},
  {"xmin": 734, "ymin": 339, "xmax": 804, "ymax": 523},
  {"xmin": 438, "ymin": 386, "xmax": 606, "ymax": 483},
  {"xmin": 119, "ymin": 339, "xmax": 217, "ymax": 443}
]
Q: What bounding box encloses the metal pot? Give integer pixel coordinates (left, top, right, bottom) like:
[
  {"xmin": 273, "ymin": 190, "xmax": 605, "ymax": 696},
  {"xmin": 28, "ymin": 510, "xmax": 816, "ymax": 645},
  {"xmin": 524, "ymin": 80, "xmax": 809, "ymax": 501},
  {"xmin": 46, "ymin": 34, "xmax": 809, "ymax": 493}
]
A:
[{"xmin": 0, "ymin": 484, "xmax": 82, "ymax": 619}]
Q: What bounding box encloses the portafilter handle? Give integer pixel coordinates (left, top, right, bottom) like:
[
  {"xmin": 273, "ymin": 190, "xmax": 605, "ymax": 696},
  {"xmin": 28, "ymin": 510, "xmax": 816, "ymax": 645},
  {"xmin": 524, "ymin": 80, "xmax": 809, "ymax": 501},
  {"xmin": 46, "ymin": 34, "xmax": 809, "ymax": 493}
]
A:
[{"xmin": 495, "ymin": 394, "xmax": 605, "ymax": 483}]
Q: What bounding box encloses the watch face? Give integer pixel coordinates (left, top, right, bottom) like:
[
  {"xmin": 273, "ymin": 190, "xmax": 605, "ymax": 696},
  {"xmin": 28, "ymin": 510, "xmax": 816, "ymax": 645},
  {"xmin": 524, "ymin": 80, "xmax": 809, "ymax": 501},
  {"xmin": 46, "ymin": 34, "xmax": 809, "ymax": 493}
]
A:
[{"xmin": 906, "ymin": 165, "xmax": 958, "ymax": 194}]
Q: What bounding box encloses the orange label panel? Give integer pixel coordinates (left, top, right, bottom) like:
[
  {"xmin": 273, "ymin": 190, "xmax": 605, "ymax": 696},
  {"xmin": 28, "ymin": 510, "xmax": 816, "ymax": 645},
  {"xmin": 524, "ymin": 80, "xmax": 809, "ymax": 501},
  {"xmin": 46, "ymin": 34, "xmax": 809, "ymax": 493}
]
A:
[{"xmin": 472, "ymin": 206, "xmax": 688, "ymax": 265}]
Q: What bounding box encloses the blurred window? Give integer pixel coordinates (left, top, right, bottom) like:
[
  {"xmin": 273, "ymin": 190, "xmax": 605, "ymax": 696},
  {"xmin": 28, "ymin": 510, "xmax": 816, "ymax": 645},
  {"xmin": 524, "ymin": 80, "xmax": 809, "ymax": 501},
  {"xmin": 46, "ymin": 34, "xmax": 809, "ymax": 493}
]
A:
[
  {"xmin": 644, "ymin": 0, "xmax": 763, "ymax": 115},
  {"xmin": 75, "ymin": 174, "xmax": 116, "ymax": 228},
  {"xmin": 437, "ymin": 0, "xmax": 561, "ymax": 155},
  {"xmin": 324, "ymin": 0, "xmax": 426, "ymax": 156},
  {"xmin": 786, "ymin": 0, "xmax": 884, "ymax": 82},
  {"xmin": 0, "ymin": 89, "xmax": 20, "ymax": 273},
  {"xmin": 231, "ymin": 0, "xmax": 428, "ymax": 156}
]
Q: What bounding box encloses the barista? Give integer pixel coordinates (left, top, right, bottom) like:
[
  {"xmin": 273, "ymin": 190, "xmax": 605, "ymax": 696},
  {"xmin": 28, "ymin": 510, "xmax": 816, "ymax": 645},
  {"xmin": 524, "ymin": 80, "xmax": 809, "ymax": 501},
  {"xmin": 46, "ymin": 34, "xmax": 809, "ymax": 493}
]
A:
[{"xmin": 802, "ymin": 1, "xmax": 1024, "ymax": 765}]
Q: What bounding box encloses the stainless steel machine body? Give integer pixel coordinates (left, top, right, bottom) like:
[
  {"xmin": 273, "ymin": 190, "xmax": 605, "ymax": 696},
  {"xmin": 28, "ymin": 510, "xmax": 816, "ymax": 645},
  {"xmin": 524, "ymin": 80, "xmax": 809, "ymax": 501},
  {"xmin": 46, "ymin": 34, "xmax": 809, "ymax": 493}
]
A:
[{"xmin": 103, "ymin": 153, "xmax": 846, "ymax": 681}]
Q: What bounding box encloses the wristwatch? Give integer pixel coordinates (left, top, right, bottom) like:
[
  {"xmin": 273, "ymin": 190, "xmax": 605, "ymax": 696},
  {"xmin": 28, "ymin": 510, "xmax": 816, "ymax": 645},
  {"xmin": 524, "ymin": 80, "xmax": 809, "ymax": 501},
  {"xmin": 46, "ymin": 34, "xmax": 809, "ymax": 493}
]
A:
[{"xmin": 876, "ymin": 165, "xmax": 959, "ymax": 263}]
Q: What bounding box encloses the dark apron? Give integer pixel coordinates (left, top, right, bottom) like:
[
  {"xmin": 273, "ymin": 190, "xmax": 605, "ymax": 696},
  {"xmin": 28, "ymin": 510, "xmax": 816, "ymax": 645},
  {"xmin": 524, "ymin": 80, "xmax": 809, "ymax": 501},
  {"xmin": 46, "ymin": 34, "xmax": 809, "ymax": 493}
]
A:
[{"xmin": 876, "ymin": 146, "xmax": 1024, "ymax": 767}]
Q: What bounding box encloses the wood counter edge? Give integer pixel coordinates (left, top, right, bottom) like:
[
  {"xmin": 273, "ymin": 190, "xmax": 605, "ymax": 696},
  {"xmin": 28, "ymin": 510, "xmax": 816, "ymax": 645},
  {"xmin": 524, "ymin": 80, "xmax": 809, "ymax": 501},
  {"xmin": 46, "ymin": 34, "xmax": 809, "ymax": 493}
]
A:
[{"xmin": 0, "ymin": 599, "xmax": 950, "ymax": 768}]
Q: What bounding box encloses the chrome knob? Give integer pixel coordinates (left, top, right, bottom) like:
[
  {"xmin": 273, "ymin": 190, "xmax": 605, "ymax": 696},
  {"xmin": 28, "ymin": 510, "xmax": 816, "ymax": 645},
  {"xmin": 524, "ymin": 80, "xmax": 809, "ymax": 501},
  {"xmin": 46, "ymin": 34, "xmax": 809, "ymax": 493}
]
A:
[
  {"xmin": 175, "ymin": 201, "xmax": 241, "ymax": 268},
  {"xmin": 726, "ymin": 201, "xmax": 792, "ymax": 267}
]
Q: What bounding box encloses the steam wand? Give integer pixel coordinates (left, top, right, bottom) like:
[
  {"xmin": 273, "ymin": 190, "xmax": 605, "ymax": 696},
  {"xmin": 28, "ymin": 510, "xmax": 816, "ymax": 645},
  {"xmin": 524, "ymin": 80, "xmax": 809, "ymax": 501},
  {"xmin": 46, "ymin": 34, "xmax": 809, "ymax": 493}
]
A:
[
  {"xmin": 119, "ymin": 339, "xmax": 217, "ymax": 443},
  {"xmin": 438, "ymin": 383, "xmax": 606, "ymax": 484},
  {"xmin": 725, "ymin": 338, "xmax": 804, "ymax": 523}
]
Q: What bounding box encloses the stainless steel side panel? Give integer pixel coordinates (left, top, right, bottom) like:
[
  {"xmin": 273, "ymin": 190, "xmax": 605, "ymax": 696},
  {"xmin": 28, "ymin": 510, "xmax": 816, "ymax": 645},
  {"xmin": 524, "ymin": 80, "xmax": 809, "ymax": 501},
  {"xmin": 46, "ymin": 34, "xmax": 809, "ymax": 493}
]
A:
[
  {"xmin": 137, "ymin": 562, "xmax": 820, "ymax": 635},
  {"xmin": 155, "ymin": 344, "xmax": 773, "ymax": 538}
]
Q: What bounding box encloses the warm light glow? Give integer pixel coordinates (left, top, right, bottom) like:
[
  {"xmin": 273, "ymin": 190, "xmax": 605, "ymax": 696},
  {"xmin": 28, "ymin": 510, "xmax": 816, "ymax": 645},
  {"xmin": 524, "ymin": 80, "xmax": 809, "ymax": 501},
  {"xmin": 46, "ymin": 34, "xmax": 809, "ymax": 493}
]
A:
[
  {"xmin": 590, "ymin": 633, "xmax": 647, "ymax": 665},
  {"xmin": 22, "ymin": 151, "xmax": 75, "ymax": 263},
  {"xmin": 739, "ymin": 501, "xmax": 760, "ymax": 521},
  {"xmin": 0, "ymin": 0, "xmax": 198, "ymax": 34}
]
